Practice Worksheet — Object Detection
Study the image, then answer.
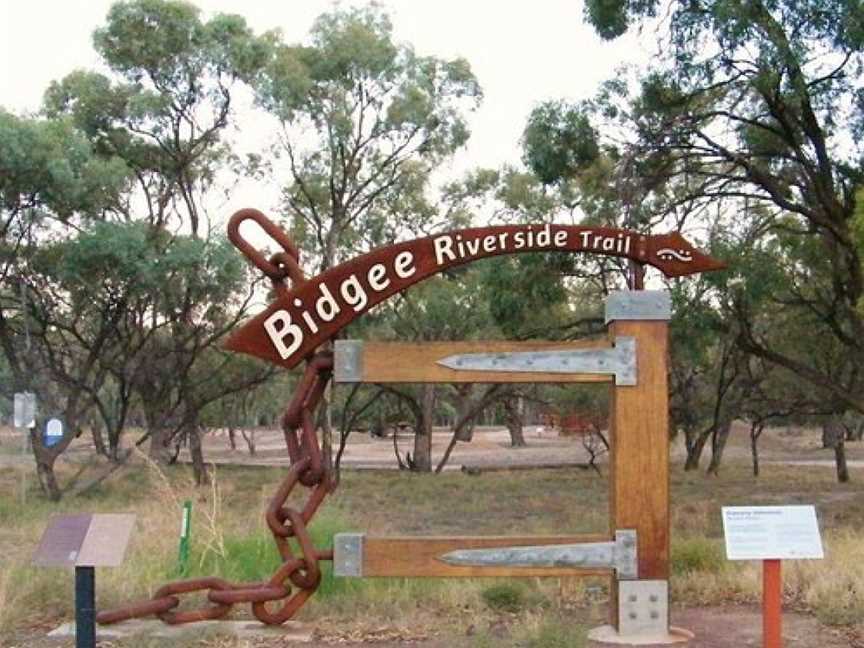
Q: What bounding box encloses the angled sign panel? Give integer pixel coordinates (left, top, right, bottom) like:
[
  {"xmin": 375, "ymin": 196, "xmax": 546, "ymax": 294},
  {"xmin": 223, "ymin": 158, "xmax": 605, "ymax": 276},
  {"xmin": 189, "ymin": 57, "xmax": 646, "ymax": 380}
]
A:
[{"xmin": 225, "ymin": 216, "xmax": 725, "ymax": 369}]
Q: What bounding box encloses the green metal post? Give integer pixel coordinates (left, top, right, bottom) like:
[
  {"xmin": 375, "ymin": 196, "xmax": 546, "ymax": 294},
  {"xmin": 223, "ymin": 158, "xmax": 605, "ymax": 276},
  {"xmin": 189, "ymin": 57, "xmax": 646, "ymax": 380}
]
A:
[{"xmin": 178, "ymin": 500, "xmax": 192, "ymax": 575}]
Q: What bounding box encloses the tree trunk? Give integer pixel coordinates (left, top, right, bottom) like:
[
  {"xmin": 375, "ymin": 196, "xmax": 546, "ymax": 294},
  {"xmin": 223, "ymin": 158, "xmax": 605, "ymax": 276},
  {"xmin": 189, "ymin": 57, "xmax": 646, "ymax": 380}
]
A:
[
  {"xmin": 241, "ymin": 429, "xmax": 256, "ymax": 456},
  {"xmin": 30, "ymin": 402, "xmax": 83, "ymax": 500},
  {"xmin": 750, "ymin": 423, "xmax": 763, "ymax": 477},
  {"xmin": 33, "ymin": 438, "xmax": 62, "ymax": 501},
  {"xmin": 503, "ymin": 397, "xmax": 526, "ymax": 448},
  {"xmin": 148, "ymin": 426, "xmax": 173, "ymax": 465},
  {"xmin": 227, "ymin": 426, "xmax": 237, "ymax": 450},
  {"xmin": 706, "ymin": 419, "xmax": 731, "ymax": 475},
  {"xmin": 684, "ymin": 430, "xmax": 710, "ymax": 471},
  {"xmin": 453, "ymin": 385, "xmax": 476, "ymax": 442},
  {"xmin": 189, "ymin": 424, "xmax": 209, "ymax": 486},
  {"xmin": 412, "ymin": 385, "xmax": 435, "ymax": 472},
  {"xmin": 834, "ymin": 440, "xmax": 850, "ymax": 483},
  {"xmin": 823, "ymin": 419, "xmax": 850, "ymax": 483},
  {"xmin": 90, "ymin": 417, "xmax": 108, "ymax": 458}
]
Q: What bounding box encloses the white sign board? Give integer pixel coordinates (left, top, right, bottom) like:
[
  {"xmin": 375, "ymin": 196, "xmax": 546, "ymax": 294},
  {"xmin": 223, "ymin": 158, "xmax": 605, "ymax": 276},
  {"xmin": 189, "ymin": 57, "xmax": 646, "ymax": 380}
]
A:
[
  {"xmin": 13, "ymin": 392, "xmax": 36, "ymax": 428},
  {"xmin": 44, "ymin": 418, "xmax": 63, "ymax": 447},
  {"xmin": 722, "ymin": 506, "xmax": 824, "ymax": 561}
]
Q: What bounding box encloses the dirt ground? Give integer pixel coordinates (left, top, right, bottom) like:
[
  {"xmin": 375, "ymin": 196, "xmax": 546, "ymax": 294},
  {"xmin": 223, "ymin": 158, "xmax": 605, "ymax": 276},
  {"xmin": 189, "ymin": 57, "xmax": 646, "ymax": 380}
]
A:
[
  {"xmin": 2, "ymin": 420, "xmax": 862, "ymax": 472},
  {"xmin": 192, "ymin": 420, "xmax": 864, "ymax": 472},
  {"xmin": 2, "ymin": 605, "xmax": 861, "ymax": 647}
]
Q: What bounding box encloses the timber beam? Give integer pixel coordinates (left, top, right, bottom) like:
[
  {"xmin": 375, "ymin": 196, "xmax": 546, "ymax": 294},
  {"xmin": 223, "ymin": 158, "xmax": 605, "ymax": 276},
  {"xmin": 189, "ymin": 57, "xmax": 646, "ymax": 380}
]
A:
[
  {"xmin": 333, "ymin": 338, "xmax": 637, "ymax": 384},
  {"xmin": 333, "ymin": 532, "xmax": 637, "ymax": 579}
]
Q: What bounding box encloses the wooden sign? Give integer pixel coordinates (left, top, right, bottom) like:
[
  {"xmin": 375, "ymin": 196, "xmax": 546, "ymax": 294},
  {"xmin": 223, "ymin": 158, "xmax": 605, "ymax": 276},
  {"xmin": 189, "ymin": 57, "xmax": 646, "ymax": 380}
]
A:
[{"xmin": 226, "ymin": 222, "xmax": 724, "ymax": 369}]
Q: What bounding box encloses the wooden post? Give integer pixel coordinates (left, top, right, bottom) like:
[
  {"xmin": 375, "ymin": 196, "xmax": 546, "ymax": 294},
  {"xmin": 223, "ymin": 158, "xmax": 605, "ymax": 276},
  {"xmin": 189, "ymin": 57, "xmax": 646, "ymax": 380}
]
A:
[
  {"xmin": 606, "ymin": 291, "xmax": 671, "ymax": 631},
  {"xmin": 763, "ymin": 559, "xmax": 782, "ymax": 648}
]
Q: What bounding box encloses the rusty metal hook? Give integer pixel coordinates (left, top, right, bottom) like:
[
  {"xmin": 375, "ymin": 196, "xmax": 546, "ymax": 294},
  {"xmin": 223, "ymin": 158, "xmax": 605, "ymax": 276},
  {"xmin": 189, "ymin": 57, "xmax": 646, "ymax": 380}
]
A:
[{"xmin": 227, "ymin": 208, "xmax": 301, "ymax": 280}]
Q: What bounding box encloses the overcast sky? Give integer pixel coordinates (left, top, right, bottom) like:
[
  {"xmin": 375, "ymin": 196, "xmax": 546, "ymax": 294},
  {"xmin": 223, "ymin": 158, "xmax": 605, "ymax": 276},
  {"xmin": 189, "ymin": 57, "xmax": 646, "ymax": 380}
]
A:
[{"xmin": 0, "ymin": 0, "xmax": 649, "ymax": 218}]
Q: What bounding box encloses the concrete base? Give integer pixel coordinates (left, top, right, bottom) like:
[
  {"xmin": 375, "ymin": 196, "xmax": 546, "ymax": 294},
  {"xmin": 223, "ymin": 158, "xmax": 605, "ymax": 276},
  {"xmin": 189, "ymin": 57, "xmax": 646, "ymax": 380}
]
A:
[
  {"xmin": 588, "ymin": 625, "xmax": 694, "ymax": 645},
  {"xmin": 49, "ymin": 619, "xmax": 312, "ymax": 641}
]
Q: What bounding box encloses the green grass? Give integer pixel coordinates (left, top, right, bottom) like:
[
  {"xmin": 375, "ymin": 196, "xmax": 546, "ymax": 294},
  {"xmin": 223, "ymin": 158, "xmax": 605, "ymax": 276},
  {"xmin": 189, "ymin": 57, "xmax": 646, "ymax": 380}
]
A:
[
  {"xmin": 520, "ymin": 618, "xmax": 587, "ymax": 648},
  {"xmin": 671, "ymin": 536, "xmax": 727, "ymax": 576},
  {"xmin": 481, "ymin": 583, "xmax": 527, "ymax": 612},
  {"xmin": 1, "ymin": 454, "xmax": 863, "ymax": 644}
]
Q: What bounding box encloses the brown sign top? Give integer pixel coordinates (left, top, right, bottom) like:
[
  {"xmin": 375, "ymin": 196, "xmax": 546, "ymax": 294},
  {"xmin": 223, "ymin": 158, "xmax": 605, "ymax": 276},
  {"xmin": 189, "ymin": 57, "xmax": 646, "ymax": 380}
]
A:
[
  {"xmin": 33, "ymin": 513, "xmax": 136, "ymax": 567},
  {"xmin": 225, "ymin": 222, "xmax": 725, "ymax": 369}
]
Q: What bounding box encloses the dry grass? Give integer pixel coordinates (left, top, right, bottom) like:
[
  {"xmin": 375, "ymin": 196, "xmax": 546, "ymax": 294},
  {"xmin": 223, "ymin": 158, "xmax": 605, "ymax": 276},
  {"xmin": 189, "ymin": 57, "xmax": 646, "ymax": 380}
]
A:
[{"xmin": 0, "ymin": 453, "xmax": 862, "ymax": 645}]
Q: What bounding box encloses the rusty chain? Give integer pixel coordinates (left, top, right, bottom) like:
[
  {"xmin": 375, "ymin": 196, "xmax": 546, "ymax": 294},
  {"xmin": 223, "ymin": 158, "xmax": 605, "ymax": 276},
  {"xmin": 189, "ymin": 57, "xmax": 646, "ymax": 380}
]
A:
[{"xmin": 97, "ymin": 209, "xmax": 336, "ymax": 626}]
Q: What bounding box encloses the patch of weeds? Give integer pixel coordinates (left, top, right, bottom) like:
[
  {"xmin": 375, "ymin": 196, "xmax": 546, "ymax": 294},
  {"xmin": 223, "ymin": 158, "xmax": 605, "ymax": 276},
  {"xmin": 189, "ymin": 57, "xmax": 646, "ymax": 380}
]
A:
[
  {"xmin": 520, "ymin": 618, "xmax": 586, "ymax": 648},
  {"xmin": 0, "ymin": 497, "xmax": 16, "ymax": 525},
  {"xmin": 482, "ymin": 583, "xmax": 525, "ymax": 613},
  {"xmin": 672, "ymin": 536, "xmax": 726, "ymax": 575},
  {"xmin": 814, "ymin": 602, "xmax": 864, "ymax": 627},
  {"xmin": 467, "ymin": 630, "xmax": 501, "ymax": 648}
]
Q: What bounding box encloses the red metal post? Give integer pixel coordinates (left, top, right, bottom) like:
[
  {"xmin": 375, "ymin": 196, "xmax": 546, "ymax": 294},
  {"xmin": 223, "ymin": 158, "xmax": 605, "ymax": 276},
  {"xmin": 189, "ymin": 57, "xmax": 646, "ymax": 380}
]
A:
[{"xmin": 763, "ymin": 559, "xmax": 782, "ymax": 648}]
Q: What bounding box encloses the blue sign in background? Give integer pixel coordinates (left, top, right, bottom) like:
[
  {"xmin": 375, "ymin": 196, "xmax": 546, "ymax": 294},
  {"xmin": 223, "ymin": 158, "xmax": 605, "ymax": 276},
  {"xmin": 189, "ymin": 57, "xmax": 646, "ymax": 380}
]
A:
[{"xmin": 43, "ymin": 418, "xmax": 63, "ymax": 448}]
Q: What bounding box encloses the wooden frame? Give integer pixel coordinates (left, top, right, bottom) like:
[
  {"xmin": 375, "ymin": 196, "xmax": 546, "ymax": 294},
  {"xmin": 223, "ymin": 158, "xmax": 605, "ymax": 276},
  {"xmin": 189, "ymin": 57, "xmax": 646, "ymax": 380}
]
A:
[{"xmin": 329, "ymin": 290, "xmax": 673, "ymax": 637}]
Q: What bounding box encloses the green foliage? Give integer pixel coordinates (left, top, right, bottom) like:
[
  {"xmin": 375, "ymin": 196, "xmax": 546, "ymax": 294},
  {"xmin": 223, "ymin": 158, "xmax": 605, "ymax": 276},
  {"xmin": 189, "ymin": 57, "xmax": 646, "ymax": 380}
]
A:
[
  {"xmin": 522, "ymin": 100, "xmax": 599, "ymax": 185},
  {"xmin": 0, "ymin": 109, "xmax": 128, "ymax": 220},
  {"xmin": 530, "ymin": 0, "xmax": 864, "ymax": 424},
  {"xmin": 94, "ymin": 0, "xmax": 269, "ymax": 85},
  {"xmin": 584, "ymin": 0, "xmax": 632, "ymax": 40},
  {"xmin": 481, "ymin": 254, "xmax": 572, "ymax": 338},
  {"xmin": 32, "ymin": 222, "xmax": 245, "ymax": 315},
  {"xmin": 255, "ymin": 4, "xmax": 482, "ymax": 268},
  {"xmin": 376, "ymin": 269, "xmax": 497, "ymax": 343},
  {"xmin": 481, "ymin": 583, "xmax": 526, "ymax": 612}
]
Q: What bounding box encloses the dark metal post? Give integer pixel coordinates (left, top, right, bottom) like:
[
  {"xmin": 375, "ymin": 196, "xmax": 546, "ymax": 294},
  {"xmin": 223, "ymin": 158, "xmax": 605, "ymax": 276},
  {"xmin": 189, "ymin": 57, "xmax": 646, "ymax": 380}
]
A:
[{"xmin": 75, "ymin": 566, "xmax": 96, "ymax": 648}]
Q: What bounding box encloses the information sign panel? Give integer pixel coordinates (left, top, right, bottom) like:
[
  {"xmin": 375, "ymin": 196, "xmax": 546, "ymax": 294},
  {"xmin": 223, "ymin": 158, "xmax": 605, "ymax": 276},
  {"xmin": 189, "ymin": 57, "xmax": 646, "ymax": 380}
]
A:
[
  {"xmin": 13, "ymin": 392, "xmax": 36, "ymax": 428},
  {"xmin": 33, "ymin": 514, "xmax": 136, "ymax": 567},
  {"xmin": 44, "ymin": 418, "xmax": 63, "ymax": 447},
  {"xmin": 722, "ymin": 506, "xmax": 824, "ymax": 561}
]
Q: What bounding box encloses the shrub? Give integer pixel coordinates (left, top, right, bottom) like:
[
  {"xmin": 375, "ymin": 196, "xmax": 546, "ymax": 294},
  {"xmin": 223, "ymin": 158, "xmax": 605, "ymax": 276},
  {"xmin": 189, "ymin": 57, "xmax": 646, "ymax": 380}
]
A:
[{"xmin": 481, "ymin": 583, "xmax": 525, "ymax": 612}]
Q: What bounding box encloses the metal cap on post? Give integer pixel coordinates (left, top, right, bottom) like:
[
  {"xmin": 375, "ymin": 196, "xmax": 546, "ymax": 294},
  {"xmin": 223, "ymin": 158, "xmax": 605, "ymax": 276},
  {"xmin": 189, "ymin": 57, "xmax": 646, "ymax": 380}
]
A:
[{"xmin": 604, "ymin": 291, "xmax": 672, "ymax": 324}]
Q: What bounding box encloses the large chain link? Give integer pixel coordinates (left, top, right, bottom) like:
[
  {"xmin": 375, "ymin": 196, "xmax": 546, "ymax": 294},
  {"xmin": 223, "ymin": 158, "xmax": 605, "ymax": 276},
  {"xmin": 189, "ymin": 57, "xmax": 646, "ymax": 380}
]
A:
[{"xmin": 98, "ymin": 210, "xmax": 336, "ymax": 626}]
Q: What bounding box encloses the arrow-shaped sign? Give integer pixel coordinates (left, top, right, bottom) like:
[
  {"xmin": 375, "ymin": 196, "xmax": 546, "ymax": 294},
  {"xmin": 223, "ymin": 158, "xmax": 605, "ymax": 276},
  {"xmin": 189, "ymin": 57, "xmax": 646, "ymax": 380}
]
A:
[{"xmin": 224, "ymin": 214, "xmax": 725, "ymax": 371}]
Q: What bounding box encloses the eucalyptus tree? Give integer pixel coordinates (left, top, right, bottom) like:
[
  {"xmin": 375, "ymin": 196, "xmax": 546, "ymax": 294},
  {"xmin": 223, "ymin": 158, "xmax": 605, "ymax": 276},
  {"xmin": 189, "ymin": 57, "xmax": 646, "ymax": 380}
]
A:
[
  {"xmin": 255, "ymin": 4, "xmax": 482, "ymax": 270},
  {"xmin": 29, "ymin": 0, "xmax": 274, "ymax": 485},
  {"xmin": 250, "ymin": 6, "xmax": 482, "ymax": 473},
  {"xmin": 525, "ymin": 0, "xmax": 864, "ymax": 416},
  {"xmin": 0, "ymin": 110, "xmax": 129, "ymax": 498}
]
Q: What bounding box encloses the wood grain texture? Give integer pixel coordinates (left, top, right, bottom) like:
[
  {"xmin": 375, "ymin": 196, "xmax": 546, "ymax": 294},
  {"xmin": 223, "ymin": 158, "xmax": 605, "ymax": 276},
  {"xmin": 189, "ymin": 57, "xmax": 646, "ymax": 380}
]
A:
[
  {"xmin": 608, "ymin": 320, "xmax": 670, "ymax": 627},
  {"xmin": 360, "ymin": 535, "xmax": 611, "ymax": 578},
  {"xmin": 348, "ymin": 340, "xmax": 614, "ymax": 384}
]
